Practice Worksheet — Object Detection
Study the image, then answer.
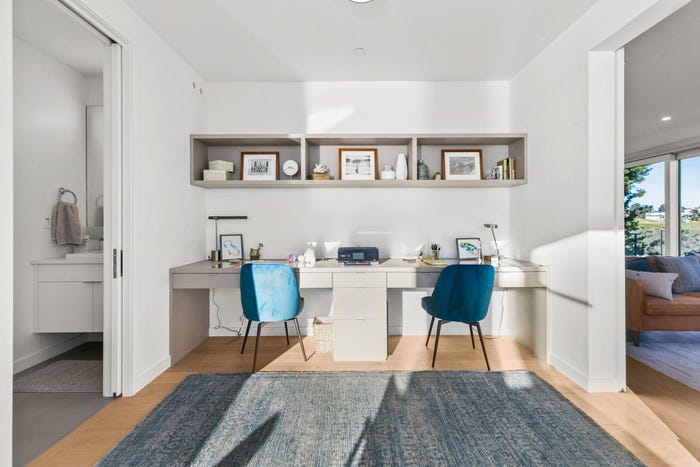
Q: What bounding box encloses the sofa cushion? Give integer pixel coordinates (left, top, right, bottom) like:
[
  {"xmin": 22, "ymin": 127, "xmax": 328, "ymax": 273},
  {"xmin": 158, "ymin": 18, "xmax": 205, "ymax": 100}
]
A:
[
  {"xmin": 645, "ymin": 292, "xmax": 700, "ymax": 315},
  {"xmin": 625, "ymin": 270, "xmax": 678, "ymax": 300},
  {"xmin": 626, "ymin": 258, "xmax": 653, "ymax": 272},
  {"xmin": 655, "ymin": 255, "xmax": 700, "ymax": 293}
]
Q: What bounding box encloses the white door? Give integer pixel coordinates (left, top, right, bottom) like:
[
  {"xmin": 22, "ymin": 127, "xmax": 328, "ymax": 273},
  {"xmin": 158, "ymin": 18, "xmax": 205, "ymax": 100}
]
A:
[{"xmin": 102, "ymin": 42, "xmax": 123, "ymax": 397}]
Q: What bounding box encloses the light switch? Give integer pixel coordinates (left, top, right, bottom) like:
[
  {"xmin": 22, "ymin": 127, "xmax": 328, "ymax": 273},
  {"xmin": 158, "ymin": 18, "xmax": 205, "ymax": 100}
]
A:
[{"xmin": 42, "ymin": 217, "xmax": 50, "ymax": 229}]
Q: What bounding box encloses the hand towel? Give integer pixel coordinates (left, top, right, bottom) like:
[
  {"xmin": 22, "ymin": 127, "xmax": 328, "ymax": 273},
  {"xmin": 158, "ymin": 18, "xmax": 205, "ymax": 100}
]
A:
[{"xmin": 51, "ymin": 201, "xmax": 82, "ymax": 245}]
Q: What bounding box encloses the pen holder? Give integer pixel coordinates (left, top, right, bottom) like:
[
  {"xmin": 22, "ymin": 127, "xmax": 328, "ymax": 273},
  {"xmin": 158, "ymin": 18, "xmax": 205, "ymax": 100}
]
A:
[
  {"xmin": 209, "ymin": 250, "xmax": 220, "ymax": 262},
  {"xmin": 431, "ymin": 248, "xmax": 440, "ymax": 259},
  {"xmin": 249, "ymin": 248, "xmax": 260, "ymax": 260}
]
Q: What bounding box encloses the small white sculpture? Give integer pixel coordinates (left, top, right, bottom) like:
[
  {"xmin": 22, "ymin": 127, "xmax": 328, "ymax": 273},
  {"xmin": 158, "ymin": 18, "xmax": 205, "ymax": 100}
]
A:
[
  {"xmin": 313, "ymin": 164, "xmax": 329, "ymax": 174},
  {"xmin": 304, "ymin": 243, "xmax": 316, "ymax": 265}
]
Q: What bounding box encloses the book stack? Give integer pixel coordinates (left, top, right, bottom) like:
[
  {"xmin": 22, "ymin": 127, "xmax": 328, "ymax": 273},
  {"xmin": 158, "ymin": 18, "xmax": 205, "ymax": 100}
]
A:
[
  {"xmin": 203, "ymin": 160, "xmax": 234, "ymax": 181},
  {"xmin": 495, "ymin": 157, "xmax": 516, "ymax": 180}
]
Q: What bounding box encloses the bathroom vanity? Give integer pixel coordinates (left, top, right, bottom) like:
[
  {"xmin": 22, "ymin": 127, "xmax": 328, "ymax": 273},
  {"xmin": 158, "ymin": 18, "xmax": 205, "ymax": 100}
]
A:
[{"xmin": 32, "ymin": 254, "xmax": 103, "ymax": 333}]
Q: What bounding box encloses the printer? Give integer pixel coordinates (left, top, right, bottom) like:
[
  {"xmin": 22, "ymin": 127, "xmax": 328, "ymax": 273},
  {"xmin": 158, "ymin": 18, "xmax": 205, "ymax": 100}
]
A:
[{"xmin": 337, "ymin": 247, "xmax": 380, "ymax": 265}]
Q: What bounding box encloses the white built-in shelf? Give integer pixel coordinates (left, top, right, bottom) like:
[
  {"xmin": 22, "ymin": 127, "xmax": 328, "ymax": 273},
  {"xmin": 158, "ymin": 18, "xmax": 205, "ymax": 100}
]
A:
[{"xmin": 190, "ymin": 133, "xmax": 527, "ymax": 189}]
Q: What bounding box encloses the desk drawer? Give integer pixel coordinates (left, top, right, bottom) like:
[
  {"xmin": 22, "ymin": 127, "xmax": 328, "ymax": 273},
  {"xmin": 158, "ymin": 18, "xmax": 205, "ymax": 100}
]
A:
[
  {"xmin": 333, "ymin": 272, "xmax": 386, "ymax": 288},
  {"xmin": 495, "ymin": 271, "xmax": 547, "ymax": 288},
  {"xmin": 333, "ymin": 287, "xmax": 387, "ymax": 319},
  {"xmin": 172, "ymin": 273, "xmax": 239, "ymax": 289},
  {"xmin": 298, "ymin": 272, "xmax": 332, "ymax": 289},
  {"xmin": 387, "ymin": 272, "xmax": 440, "ymax": 288}
]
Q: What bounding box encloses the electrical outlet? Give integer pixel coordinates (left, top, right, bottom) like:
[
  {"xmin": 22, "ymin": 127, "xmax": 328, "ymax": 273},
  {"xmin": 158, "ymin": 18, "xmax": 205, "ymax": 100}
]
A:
[{"xmin": 42, "ymin": 217, "xmax": 50, "ymax": 229}]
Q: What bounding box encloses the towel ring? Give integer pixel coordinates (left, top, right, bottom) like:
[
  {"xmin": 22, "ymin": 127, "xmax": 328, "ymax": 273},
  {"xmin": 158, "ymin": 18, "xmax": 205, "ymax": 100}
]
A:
[{"xmin": 58, "ymin": 187, "xmax": 77, "ymax": 204}]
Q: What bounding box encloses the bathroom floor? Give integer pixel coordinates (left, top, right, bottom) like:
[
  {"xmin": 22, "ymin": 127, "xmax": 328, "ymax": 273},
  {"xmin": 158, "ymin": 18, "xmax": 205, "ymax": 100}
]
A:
[{"xmin": 13, "ymin": 342, "xmax": 112, "ymax": 466}]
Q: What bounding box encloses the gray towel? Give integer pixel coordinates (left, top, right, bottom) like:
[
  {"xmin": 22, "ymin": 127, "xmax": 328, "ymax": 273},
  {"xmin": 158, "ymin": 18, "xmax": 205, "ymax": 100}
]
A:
[{"xmin": 51, "ymin": 201, "xmax": 82, "ymax": 245}]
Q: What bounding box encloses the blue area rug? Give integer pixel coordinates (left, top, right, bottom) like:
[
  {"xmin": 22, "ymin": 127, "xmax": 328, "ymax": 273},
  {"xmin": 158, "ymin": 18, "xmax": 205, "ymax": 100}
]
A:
[
  {"xmin": 99, "ymin": 371, "xmax": 642, "ymax": 466},
  {"xmin": 627, "ymin": 331, "xmax": 700, "ymax": 391}
]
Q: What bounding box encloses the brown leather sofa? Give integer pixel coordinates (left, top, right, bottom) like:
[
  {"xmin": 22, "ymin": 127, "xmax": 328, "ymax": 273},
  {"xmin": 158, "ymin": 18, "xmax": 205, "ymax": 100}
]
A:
[{"xmin": 626, "ymin": 256, "xmax": 700, "ymax": 346}]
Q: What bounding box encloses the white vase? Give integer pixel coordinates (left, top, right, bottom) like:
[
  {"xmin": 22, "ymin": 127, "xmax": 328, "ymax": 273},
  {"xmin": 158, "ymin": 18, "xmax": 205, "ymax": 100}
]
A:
[
  {"xmin": 396, "ymin": 153, "xmax": 408, "ymax": 180},
  {"xmin": 304, "ymin": 243, "xmax": 316, "ymax": 265}
]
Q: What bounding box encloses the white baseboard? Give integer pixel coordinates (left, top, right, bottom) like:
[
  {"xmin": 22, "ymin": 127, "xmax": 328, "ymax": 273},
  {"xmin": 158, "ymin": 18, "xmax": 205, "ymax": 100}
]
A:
[
  {"xmin": 13, "ymin": 334, "xmax": 88, "ymax": 374},
  {"xmin": 549, "ymin": 353, "xmax": 589, "ymax": 390},
  {"xmin": 128, "ymin": 355, "xmax": 171, "ymax": 397}
]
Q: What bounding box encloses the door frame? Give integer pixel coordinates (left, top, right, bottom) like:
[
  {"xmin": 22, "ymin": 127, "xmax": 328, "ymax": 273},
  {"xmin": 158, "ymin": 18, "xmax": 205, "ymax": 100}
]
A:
[{"xmin": 58, "ymin": 0, "xmax": 134, "ymax": 396}]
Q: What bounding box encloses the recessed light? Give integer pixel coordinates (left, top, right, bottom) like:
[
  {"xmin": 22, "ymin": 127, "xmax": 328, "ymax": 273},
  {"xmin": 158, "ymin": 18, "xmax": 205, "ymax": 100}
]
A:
[
  {"xmin": 661, "ymin": 115, "xmax": 672, "ymax": 122},
  {"xmin": 350, "ymin": 0, "xmax": 373, "ymax": 3},
  {"xmin": 353, "ymin": 47, "xmax": 366, "ymax": 56}
]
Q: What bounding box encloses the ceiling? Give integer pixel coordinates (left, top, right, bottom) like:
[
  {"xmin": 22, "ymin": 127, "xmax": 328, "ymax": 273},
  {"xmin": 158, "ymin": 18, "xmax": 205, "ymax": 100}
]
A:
[
  {"xmin": 122, "ymin": 0, "xmax": 597, "ymax": 81},
  {"xmin": 625, "ymin": 0, "xmax": 700, "ymax": 158},
  {"xmin": 13, "ymin": 0, "xmax": 106, "ymax": 76}
]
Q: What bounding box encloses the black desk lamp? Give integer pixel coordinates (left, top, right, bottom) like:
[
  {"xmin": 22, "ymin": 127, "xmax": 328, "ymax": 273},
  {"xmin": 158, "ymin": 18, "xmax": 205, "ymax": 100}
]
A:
[{"xmin": 484, "ymin": 223, "xmax": 502, "ymax": 261}]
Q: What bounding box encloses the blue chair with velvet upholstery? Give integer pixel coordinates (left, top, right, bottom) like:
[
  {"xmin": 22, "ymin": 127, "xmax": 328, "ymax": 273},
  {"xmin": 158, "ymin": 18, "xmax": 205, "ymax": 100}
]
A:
[
  {"xmin": 240, "ymin": 263, "xmax": 308, "ymax": 372},
  {"xmin": 422, "ymin": 264, "xmax": 495, "ymax": 370}
]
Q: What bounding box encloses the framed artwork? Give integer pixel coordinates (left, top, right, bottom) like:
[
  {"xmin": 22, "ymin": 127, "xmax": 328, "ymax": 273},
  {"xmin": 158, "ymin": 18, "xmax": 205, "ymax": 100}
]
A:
[
  {"xmin": 456, "ymin": 237, "xmax": 481, "ymax": 260},
  {"xmin": 241, "ymin": 152, "xmax": 279, "ymax": 180},
  {"xmin": 441, "ymin": 150, "xmax": 483, "ymax": 180},
  {"xmin": 220, "ymin": 234, "xmax": 243, "ymax": 260},
  {"xmin": 338, "ymin": 148, "xmax": 378, "ymax": 180}
]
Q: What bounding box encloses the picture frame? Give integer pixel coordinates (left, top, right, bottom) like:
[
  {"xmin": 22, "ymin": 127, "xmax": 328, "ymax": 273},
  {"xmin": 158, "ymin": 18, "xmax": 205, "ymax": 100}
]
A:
[
  {"xmin": 220, "ymin": 234, "xmax": 243, "ymax": 260},
  {"xmin": 456, "ymin": 237, "xmax": 481, "ymax": 260},
  {"xmin": 441, "ymin": 150, "xmax": 483, "ymax": 180},
  {"xmin": 338, "ymin": 148, "xmax": 378, "ymax": 180},
  {"xmin": 241, "ymin": 152, "xmax": 279, "ymax": 180}
]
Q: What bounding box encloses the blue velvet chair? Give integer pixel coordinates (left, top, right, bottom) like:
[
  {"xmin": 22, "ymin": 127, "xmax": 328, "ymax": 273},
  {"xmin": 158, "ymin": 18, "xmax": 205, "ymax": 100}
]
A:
[
  {"xmin": 240, "ymin": 263, "xmax": 308, "ymax": 371},
  {"xmin": 422, "ymin": 264, "xmax": 495, "ymax": 369}
]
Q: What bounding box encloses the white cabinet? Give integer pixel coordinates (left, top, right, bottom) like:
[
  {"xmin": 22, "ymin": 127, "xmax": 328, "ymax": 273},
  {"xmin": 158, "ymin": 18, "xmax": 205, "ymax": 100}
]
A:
[{"xmin": 33, "ymin": 261, "xmax": 103, "ymax": 333}]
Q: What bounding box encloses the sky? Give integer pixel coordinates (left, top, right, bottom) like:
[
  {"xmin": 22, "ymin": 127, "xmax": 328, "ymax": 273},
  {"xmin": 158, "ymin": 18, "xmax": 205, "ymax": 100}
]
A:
[{"xmin": 634, "ymin": 157, "xmax": 700, "ymax": 210}]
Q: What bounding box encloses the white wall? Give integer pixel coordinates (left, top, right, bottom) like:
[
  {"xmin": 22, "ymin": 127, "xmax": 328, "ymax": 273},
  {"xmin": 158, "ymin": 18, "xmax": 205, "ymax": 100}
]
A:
[
  {"xmin": 13, "ymin": 38, "xmax": 90, "ymax": 372},
  {"xmin": 204, "ymin": 81, "xmax": 511, "ymax": 337},
  {"xmin": 77, "ymin": 0, "xmax": 207, "ymax": 395},
  {"xmin": 509, "ymin": 0, "xmax": 690, "ymax": 391},
  {"xmin": 0, "ymin": 0, "xmax": 13, "ymax": 461}
]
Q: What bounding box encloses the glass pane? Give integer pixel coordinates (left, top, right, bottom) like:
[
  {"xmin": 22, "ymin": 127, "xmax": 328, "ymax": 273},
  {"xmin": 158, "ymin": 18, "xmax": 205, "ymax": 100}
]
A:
[
  {"xmin": 625, "ymin": 162, "xmax": 665, "ymax": 256},
  {"xmin": 680, "ymin": 156, "xmax": 700, "ymax": 256}
]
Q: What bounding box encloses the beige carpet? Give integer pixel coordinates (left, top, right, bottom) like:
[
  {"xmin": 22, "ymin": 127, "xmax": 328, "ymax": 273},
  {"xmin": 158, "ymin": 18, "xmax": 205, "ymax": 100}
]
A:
[{"xmin": 14, "ymin": 360, "xmax": 102, "ymax": 393}]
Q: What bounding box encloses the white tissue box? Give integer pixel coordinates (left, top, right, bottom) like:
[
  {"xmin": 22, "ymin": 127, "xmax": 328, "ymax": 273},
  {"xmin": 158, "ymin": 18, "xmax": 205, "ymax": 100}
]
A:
[
  {"xmin": 208, "ymin": 160, "xmax": 235, "ymax": 172},
  {"xmin": 203, "ymin": 169, "xmax": 234, "ymax": 181}
]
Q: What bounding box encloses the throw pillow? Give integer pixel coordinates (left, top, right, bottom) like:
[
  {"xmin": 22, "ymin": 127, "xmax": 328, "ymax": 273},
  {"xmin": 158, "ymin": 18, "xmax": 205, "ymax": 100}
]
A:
[
  {"xmin": 654, "ymin": 255, "xmax": 700, "ymax": 294},
  {"xmin": 626, "ymin": 258, "xmax": 652, "ymax": 272},
  {"xmin": 625, "ymin": 270, "xmax": 678, "ymax": 300}
]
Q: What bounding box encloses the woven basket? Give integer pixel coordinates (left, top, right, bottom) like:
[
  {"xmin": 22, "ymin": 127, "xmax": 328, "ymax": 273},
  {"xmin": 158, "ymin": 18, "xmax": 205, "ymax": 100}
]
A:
[
  {"xmin": 311, "ymin": 173, "xmax": 330, "ymax": 180},
  {"xmin": 313, "ymin": 316, "xmax": 334, "ymax": 352}
]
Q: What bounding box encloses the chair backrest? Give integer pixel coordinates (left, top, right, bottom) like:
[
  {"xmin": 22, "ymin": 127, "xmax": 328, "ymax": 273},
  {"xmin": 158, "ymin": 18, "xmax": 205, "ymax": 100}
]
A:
[
  {"xmin": 429, "ymin": 264, "xmax": 495, "ymax": 322},
  {"xmin": 240, "ymin": 263, "xmax": 301, "ymax": 322}
]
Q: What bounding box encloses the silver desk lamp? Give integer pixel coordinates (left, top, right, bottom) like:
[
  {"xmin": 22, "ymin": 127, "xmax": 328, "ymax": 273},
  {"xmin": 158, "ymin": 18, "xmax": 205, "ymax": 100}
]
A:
[{"xmin": 484, "ymin": 224, "xmax": 503, "ymax": 261}]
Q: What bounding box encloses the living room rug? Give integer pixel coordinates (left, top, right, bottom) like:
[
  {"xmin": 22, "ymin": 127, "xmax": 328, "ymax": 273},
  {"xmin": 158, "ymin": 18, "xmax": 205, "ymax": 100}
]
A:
[
  {"xmin": 14, "ymin": 360, "xmax": 102, "ymax": 393},
  {"xmin": 99, "ymin": 371, "xmax": 642, "ymax": 466},
  {"xmin": 627, "ymin": 331, "xmax": 700, "ymax": 391}
]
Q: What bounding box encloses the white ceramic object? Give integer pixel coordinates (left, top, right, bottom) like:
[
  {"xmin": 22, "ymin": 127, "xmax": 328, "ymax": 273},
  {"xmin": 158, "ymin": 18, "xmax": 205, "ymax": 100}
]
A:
[
  {"xmin": 380, "ymin": 164, "xmax": 396, "ymax": 180},
  {"xmin": 396, "ymin": 153, "xmax": 408, "ymax": 180},
  {"xmin": 304, "ymin": 243, "xmax": 316, "ymax": 265}
]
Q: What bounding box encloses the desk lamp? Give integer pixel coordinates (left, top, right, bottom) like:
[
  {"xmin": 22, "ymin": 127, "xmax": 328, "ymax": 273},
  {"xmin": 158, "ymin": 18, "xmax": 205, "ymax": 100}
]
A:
[
  {"xmin": 208, "ymin": 215, "xmax": 248, "ymax": 260},
  {"xmin": 484, "ymin": 223, "xmax": 503, "ymax": 261}
]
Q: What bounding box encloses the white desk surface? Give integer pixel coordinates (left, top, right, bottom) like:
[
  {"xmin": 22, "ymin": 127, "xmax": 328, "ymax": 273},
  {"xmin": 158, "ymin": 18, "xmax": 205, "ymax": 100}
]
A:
[{"xmin": 170, "ymin": 258, "xmax": 546, "ymax": 275}]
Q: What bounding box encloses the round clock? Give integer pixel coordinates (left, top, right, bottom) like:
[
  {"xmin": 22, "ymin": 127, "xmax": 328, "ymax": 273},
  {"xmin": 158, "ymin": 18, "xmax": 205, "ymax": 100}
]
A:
[{"xmin": 282, "ymin": 160, "xmax": 299, "ymax": 177}]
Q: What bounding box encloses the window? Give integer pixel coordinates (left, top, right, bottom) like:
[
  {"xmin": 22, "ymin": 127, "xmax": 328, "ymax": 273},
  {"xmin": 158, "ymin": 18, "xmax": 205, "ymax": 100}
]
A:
[
  {"xmin": 625, "ymin": 162, "xmax": 665, "ymax": 256},
  {"xmin": 680, "ymin": 155, "xmax": 700, "ymax": 255}
]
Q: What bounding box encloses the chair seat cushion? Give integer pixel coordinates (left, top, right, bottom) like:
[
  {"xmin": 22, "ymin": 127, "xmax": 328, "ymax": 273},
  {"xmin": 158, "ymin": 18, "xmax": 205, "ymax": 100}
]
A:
[{"xmin": 645, "ymin": 292, "xmax": 700, "ymax": 315}]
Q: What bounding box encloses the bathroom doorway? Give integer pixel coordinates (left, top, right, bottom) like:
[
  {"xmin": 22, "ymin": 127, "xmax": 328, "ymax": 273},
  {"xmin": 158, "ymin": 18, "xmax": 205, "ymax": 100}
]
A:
[{"xmin": 12, "ymin": 0, "xmax": 125, "ymax": 462}]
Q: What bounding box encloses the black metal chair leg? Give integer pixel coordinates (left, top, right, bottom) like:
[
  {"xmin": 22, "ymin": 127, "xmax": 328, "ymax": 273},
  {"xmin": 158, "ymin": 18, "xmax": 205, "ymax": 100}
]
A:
[
  {"xmin": 432, "ymin": 320, "xmax": 443, "ymax": 368},
  {"xmin": 475, "ymin": 322, "xmax": 490, "ymax": 371},
  {"xmin": 426, "ymin": 316, "xmax": 435, "ymax": 346},
  {"xmin": 293, "ymin": 318, "xmax": 308, "ymax": 361},
  {"xmin": 284, "ymin": 321, "xmax": 290, "ymax": 345},
  {"xmin": 241, "ymin": 320, "xmax": 252, "ymax": 354},
  {"xmin": 469, "ymin": 324, "xmax": 475, "ymax": 349},
  {"xmin": 252, "ymin": 322, "xmax": 263, "ymax": 372}
]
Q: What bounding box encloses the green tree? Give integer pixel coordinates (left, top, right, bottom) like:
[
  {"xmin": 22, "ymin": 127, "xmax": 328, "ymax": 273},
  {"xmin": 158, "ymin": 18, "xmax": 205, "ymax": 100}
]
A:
[{"xmin": 625, "ymin": 166, "xmax": 652, "ymax": 255}]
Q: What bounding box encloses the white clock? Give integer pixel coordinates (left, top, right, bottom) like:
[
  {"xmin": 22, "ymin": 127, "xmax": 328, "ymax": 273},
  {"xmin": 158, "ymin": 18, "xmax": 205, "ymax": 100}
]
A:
[{"xmin": 282, "ymin": 160, "xmax": 299, "ymax": 177}]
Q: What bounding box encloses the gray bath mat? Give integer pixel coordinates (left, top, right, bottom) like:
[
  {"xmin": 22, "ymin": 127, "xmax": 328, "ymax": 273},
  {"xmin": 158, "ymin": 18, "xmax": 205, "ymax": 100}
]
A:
[{"xmin": 14, "ymin": 360, "xmax": 102, "ymax": 393}]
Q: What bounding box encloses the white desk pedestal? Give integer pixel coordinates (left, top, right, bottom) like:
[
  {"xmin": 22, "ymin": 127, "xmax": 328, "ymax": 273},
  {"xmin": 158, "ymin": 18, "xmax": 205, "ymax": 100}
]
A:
[{"xmin": 333, "ymin": 287, "xmax": 387, "ymax": 361}]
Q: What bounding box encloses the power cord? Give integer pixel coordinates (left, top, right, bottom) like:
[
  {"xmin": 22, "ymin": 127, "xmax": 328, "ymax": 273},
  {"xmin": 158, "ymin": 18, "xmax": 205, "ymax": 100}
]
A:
[{"xmin": 211, "ymin": 289, "xmax": 243, "ymax": 336}]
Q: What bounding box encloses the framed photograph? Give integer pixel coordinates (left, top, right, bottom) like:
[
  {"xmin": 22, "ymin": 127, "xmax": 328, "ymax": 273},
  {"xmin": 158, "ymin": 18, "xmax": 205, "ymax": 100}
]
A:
[
  {"xmin": 338, "ymin": 148, "xmax": 378, "ymax": 180},
  {"xmin": 441, "ymin": 150, "xmax": 483, "ymax": 180},
  {"xmin": 241, "ymin": 152, "xmax": 279, "ymax": 180},
  {"xmin": 220, "ymin": 234, "xmax": 243, "ymax": 260},
  {"xmin": 456, "ymin": 237, "xmax": 481, "ymax": 260}
]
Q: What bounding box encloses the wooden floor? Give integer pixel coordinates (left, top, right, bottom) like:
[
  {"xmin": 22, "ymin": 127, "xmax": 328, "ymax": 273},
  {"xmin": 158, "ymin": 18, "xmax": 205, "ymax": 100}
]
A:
[{"xmin": 30, "ymin": 335, "xmax": 698, "ymax": 466}]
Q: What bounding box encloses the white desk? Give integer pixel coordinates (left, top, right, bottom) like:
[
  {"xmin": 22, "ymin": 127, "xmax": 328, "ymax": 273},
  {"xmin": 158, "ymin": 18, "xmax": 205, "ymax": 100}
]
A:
[{"xmin": 169, "ymin": 258, "xmax": 548, "ymax": 364}]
